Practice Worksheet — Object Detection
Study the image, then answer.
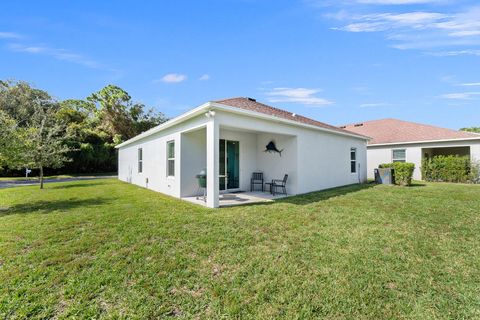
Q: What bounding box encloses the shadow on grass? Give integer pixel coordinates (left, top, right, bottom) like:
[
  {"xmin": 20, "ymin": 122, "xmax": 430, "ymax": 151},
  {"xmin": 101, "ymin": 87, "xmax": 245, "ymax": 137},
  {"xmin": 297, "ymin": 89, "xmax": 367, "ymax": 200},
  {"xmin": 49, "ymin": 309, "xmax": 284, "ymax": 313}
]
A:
[
  {"xmin": 48, "ymin": 181, "xmax": 114, "ymax": 190},
  {"xmin": 232, "ymin": 183, "xmax": 377, "ymax": 208},
  {"xmin": 275, "ymin": 183, "xmax": 376, "ymax": 206},
  {"xmin": 409, "ymin": 182, "xmax": 427, "ymax": 187},
  {"xmin": 0, "ymin": 197, "xmax": 113, "ymax": 217}
]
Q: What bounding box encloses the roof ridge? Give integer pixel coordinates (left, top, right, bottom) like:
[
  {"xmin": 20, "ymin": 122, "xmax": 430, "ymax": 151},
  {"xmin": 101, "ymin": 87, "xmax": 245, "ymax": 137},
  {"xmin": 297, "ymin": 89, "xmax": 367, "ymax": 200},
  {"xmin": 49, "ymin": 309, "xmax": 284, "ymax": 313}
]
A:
[
  {"xmin": 214, "ymin": 97, "xmax": 366, "ymax": 138},
  {"xmin": 344, "ymin": 118, "xmax": 476, "ymax": 134},
  {"xmin": 342, "ymin": 117, "xmax": 480, "ymax": 144}
]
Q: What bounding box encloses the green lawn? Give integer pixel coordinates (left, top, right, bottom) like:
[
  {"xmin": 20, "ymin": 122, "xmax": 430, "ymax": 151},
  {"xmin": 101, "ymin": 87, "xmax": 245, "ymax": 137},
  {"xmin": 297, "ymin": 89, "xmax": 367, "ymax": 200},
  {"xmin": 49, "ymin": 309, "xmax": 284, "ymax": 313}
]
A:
[
  {"xmin": 1, "ymin": 179, "xmax": 479, "ymax": 319},
  {"xmin": 0, "ymin": 173, "xmax": 116, "ymax": 181}
]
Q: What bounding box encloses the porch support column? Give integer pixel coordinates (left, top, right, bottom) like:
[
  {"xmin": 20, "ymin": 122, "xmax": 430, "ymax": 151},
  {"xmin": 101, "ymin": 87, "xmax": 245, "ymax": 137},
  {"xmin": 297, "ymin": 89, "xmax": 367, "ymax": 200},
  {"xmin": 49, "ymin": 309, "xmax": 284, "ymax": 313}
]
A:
[{"xmin": 206, "ymin": 119, "xmax": 219, "ymax": 208}]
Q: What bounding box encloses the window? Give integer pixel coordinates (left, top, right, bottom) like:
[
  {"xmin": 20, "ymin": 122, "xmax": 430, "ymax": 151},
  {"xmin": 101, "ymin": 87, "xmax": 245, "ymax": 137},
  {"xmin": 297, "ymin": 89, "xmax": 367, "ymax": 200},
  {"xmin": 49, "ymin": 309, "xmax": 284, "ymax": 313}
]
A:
[
  {"xmin": 392, "ymin": 149, "xmax": 406, "ymax": 162},
  {"xmin": 138, "ymin": 148, "xmax": 143, "ymax": 173},
  {"xmin": 167, "ymin": 140, "xmax": 175, "ymax": 177},
  {"xmin": 350, "ymin": 148, "xmax": 357, "ymax": 173}
]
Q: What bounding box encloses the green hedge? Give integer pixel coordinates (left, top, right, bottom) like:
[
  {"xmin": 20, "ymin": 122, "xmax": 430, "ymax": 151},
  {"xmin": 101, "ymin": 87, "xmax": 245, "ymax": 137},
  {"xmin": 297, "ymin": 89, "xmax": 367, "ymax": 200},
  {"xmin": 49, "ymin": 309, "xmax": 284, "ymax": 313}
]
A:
[
  {"xmin": 421, "ymin": 155, "xmax": 479, "ymax": 183},
  {"xmin": 379, "ymin": 162, "xmax": 415, "ymax": 186}
]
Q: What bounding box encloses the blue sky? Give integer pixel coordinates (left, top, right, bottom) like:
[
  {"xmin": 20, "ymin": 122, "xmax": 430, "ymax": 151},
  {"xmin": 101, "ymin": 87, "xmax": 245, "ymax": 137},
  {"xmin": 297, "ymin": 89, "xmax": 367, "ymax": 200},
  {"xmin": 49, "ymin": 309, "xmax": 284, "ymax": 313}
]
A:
[{"xmin": 1, "ymin": 0, "xmax": 479, "ymax": 129}]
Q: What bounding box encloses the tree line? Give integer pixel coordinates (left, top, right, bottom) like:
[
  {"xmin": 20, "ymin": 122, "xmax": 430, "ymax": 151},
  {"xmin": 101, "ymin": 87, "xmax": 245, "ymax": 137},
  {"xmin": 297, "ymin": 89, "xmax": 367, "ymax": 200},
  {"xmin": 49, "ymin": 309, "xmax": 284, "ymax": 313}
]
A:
[
  {"xmin": 0, "ymin": 80, "xmax": 166, "ymax": 187},
  {"xmin": 460, "ymin": 127, "xmax": 480, "ymax": 133}
]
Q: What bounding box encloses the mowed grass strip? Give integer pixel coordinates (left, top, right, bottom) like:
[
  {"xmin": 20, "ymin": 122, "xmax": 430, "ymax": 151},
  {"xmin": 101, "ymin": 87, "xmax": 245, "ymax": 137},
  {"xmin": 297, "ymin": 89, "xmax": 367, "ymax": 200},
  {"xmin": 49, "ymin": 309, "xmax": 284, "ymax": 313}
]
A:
[{"xmin": 0, "ymin": 179, "xmax": 479, "ymax": 319}]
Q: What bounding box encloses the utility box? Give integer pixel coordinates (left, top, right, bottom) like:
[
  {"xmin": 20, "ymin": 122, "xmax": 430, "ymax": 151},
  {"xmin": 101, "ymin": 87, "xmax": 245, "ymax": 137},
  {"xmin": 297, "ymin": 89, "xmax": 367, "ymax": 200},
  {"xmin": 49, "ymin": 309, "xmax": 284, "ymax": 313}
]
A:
[{"xmin": 374, "ymin": 168, "xmax": 395, "ymax": 185}]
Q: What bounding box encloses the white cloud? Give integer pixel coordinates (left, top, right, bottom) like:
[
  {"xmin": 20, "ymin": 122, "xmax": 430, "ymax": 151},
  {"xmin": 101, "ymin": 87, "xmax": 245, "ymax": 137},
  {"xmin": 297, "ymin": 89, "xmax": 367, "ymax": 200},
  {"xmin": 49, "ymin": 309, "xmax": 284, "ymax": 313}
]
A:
[
  {"xmin": 329, "ymin": 6, "xmax": 480, "ymax": 50},
  {"xmin": 360, "ymin": 102, "xmax": 391, "ymax": 107},
  {"xmin": 7, "ymin": 43, "xmax": 102, "ymax": 69},
  {"xmin": 199, "ymin": 74, "xmax": 210, "ymax": 81},
  {"xmin": 440, "ymin": 92, "xmax": 480, "ymax": 100},
  {"xmin": 460, "ymin": 82, "xmax": 480, "ymax": 86},
  {"xmin": 155, "ymin": 73, "xmax": 187, "ymax": 83},
  {"xmin": 0, "ymin": 32, "xmax": 21, "ymax": 39},
  {"xmin": 333, "ymin": 12, "xmax": 449, "ymax": 33},
  {"xmin": 266, "ymin": 87, "xmax": 334, "ymax": 106},
  {"xmin": 426, "ymin": 49, "xmax": 480, "ymax": 56}
]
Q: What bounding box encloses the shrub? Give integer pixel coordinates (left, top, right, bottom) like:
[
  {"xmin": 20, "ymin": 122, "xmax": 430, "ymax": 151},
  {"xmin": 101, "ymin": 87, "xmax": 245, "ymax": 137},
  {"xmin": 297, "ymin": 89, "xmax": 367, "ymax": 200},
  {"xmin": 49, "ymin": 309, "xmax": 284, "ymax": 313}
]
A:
[
  {"xmin": 422, "ymin": 155, "xmax": 479, "ymax": 183},
  {"xmin": 379, "ymin": 162, "xmax": 415, "ymax": 186}
]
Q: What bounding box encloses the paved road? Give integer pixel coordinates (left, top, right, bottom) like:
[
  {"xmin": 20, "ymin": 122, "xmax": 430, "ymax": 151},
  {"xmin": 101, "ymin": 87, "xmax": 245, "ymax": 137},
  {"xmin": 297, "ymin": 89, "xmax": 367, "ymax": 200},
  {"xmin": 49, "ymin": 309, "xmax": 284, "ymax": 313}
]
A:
[{"xmin": 0, "ymin": 176, "xmax": 117, "ymax": 188}]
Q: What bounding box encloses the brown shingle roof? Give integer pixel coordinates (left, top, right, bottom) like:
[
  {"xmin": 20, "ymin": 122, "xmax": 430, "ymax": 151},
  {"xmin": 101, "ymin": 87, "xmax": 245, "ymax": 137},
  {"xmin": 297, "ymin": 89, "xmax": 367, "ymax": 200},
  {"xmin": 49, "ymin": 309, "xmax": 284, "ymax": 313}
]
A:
[
  {"xmin": 341, "ymin": 118, "xmax": 480, "ymax": 145},
  {"xmin": 214, "ymin": 97, "xmax": 367, "ymax": 138}
]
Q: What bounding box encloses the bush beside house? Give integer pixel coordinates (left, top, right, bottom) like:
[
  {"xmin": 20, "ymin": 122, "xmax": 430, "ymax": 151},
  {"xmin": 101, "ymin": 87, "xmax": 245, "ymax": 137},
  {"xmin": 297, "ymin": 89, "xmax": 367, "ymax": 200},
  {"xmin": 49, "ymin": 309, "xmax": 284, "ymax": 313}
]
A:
[
  {"xmin": 379, "ymin": 162, "xmax": 415, "ymax": 186},
  {"xmin": 421, "ymin": 155, "xmax": 479, "ymax": 183}
]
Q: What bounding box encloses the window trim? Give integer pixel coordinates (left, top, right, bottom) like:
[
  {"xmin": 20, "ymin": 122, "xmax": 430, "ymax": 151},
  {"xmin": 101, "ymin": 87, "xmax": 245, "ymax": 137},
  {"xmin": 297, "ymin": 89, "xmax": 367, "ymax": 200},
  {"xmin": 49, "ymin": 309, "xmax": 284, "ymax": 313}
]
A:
[
  {"xmin": 138, "ymin": 148, "xmax": 143, "ymax": 174},
  {"xmin": 392, "ymin": 148, "xmax": 406, "ymax": 163},
  {"xmin": 166, "ymin": 140, "xmax": 175, "ymax": 177},
  {"xmin": 350, "ymin": 147, "xmax": 357, "ymax": 174}
]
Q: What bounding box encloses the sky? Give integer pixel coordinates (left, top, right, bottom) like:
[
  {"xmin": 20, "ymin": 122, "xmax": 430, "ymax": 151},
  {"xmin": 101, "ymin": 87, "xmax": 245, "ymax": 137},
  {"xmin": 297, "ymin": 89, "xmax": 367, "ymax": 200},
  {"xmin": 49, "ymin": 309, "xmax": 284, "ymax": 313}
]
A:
[{"xmin": 0, "ymin": 0, "xmax": 479, "ymax": 129}]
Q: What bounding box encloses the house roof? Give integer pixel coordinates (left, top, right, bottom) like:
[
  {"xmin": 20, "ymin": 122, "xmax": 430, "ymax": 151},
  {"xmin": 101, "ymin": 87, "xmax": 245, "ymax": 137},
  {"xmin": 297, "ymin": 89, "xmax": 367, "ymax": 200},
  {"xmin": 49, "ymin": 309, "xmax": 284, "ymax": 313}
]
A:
[
  {"xmin": 215, "ymin": 97, "xmax": 365, "ymax": 137},
  {"xmin": 116, "ymin": 97, "xmax": 368, "ymax": 149},
  {"xmin": 341, "ymin": 118, "xmax": 480, "ymax": 145}
]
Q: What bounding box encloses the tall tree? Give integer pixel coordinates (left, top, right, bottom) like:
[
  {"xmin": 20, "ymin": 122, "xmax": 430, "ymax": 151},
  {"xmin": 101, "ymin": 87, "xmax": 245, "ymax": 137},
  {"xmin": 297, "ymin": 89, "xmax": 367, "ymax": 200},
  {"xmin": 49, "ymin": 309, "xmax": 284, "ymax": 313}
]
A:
[
  {"xmin": 88, "ymin": 85, "xmax": 167, "ymax": 142},
  {"xmin": 88, "ymin": 85, "xmax": 136, "ymax": 141}
]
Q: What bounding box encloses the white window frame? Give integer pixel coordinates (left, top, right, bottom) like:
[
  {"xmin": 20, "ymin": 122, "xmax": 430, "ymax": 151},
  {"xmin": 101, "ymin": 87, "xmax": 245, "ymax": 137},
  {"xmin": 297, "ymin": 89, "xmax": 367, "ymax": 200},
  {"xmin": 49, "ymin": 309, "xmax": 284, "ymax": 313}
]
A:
[
  {"xmin": 138, "ymin": 148, "xmax": 143, "ymax": 173},
  {"xmin": 167, "ymin": 140, "xmax": 175, "ymax": 177},
  {"xmin": 392, "ymin": 149, "xmax": 406, "ymax": 163},
  {"xmin": 350, "ymin": 148, "xmax": 357, "ymax": 174}
]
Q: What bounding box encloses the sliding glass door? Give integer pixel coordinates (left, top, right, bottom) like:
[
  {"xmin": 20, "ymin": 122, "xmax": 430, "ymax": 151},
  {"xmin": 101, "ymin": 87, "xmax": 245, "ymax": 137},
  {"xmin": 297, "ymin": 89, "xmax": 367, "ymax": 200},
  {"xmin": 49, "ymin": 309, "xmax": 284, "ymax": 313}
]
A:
[{"xmin": 219, "ymin": 139, "xmax": 239, "ymax": 191}]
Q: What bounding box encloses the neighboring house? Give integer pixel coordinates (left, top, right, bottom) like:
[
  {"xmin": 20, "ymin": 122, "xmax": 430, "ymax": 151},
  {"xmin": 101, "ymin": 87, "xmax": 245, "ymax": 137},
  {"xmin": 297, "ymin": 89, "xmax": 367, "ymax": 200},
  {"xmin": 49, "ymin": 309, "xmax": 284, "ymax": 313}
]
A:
[
  {"xmin": 342, "ymin": 118, "xmax": 480, "ymax": 180},
  {"xmin": 116, "ymin": 97, "xmax": 369, "ymax": 208}
]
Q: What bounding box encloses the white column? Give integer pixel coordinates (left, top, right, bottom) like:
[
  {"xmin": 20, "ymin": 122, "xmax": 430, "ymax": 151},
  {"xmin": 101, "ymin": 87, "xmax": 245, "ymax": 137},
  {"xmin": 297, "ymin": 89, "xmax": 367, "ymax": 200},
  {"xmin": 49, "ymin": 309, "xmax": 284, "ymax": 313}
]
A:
[{"xmin": 206, "ymin": 120, "xmax": 219, "ymax": 208}]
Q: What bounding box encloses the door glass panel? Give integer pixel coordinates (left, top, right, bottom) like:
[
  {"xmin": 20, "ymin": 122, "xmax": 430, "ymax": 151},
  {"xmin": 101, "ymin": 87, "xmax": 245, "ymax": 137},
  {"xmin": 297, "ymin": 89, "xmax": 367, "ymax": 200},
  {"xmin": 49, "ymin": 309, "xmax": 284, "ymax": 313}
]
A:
[
  {"xmin": 219, "ymin": 139, "xmax": 226, "ymax": 190},
  {"xmin": 227, "ymin": 141, "xmax": 240, "ymax": 189}
]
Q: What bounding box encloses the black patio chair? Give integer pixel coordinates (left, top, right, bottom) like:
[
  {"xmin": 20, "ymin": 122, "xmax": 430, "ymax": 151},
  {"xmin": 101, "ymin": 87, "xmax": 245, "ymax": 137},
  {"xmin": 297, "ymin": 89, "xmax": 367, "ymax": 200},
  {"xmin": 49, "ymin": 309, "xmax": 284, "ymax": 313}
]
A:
[
  {"xmin": 266, "ymin": 174, "xmax": 288, "ymax": 196},
  {"xmin": 250, "ymin": 172, "xmax": 264, "ymax": 192}
]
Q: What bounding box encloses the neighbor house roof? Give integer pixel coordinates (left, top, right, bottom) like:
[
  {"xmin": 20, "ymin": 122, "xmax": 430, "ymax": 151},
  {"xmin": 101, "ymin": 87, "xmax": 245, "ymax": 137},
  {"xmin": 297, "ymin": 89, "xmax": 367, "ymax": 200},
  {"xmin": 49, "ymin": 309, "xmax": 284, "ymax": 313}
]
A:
[
  {"xmin": 215, "ymin": 97, "xmax": 364, "ymax": 137},
  {"xmin": 116, "ymin": 97, "xmax": 368, "ymax": 148},
  {"xmin": 341, "ymin": 118, "xmax": 480, "ymax": 145}
]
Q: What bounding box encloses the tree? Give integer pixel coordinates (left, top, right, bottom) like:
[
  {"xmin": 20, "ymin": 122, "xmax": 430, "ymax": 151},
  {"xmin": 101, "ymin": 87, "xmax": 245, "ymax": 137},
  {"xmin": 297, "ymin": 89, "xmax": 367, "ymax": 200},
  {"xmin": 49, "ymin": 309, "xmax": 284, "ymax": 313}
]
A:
[
  {"xmin": 0, "ymin": 80, "xmax": 52, "ymax": 126},
  {"xmin": 58, "ymin": 99, "xmax": 117, "ymax": 173},
  {"xmin": 22, "ymin": 103, "xmax": 73, "ymax": 188},
  {"xmin": 460, "ymin": 127, "xmax": 480, "ymax": 133},
  {"xmin": 88, "ymin": 85, "xmax": 136, "ymax": 141},
  {"xmin": 0, "ymin": 80, "xmax": 73, "ymax": 187},
  {"xmin": 0, "ymin": 81, "xmax": 166, "ymax": 177},
  {"xmin": 88, "ymin": 85, "xmax": 167, "ymax": 142},
  {"xmin": 0, "ymin": 110, "xmax": 26, "ymax": 169}
]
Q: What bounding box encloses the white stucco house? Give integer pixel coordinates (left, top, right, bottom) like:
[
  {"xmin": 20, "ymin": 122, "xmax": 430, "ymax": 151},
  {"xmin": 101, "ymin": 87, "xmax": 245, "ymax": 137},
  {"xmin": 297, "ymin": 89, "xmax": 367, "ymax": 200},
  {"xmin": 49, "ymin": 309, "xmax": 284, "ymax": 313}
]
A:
[
  {"xmin": 342, "ymin": 118, "xmax": 480, "ymax": 180},
  {"xmin": 116, "ymin": 97, "xmax": 369, "ymax": 208}
]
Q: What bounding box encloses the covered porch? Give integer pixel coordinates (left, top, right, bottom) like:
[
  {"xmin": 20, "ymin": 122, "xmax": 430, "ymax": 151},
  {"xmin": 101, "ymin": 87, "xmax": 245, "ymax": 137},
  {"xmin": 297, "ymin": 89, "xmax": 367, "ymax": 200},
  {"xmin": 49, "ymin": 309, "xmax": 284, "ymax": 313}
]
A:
[
  {"xmin": 183, "ymin": 191, "xmax": 286, "ymax": 207},
  {"xmin": 180, "ymin": 119, "xmax": 297, "ymax": 208}
]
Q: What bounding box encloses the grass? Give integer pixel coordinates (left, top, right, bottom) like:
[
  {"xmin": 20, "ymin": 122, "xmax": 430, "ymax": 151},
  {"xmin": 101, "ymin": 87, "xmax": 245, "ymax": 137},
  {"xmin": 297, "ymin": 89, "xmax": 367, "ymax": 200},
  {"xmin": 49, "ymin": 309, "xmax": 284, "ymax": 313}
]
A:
[
  {"xmin": 1, "ymin": 179, "xmax": 480, "ymax": 319},
  {"xmin": 0, "ymin": 172, "xmax": 116, "ymax": 181}
]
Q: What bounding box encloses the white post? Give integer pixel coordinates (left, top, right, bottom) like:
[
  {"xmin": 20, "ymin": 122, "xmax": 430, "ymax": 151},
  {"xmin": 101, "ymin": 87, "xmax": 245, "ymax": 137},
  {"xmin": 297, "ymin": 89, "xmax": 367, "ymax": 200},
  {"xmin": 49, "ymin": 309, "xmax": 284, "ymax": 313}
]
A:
[{"xmin": 206, "ymin": 119, "xmax": 219, "ymax": 208}]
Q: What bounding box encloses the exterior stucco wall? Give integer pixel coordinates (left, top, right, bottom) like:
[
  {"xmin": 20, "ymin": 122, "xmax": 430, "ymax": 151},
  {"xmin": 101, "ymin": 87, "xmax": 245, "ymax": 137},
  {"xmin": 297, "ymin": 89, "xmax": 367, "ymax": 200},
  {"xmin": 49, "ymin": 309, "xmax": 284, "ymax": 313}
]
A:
[
  {"xmin": 366, "ymin": 139, "xmax": 480, "ymax": 180},
  {"xmin": 296, "ymin": 130, "xmax": 367, "ymax": 194},
  {"xmin": 214, "ymin": 110, "xmax": 367, "ymax": 195},
  {"xmin": 180, "ymin": 129, "xmax": 206, "ymax": 197},
  {"xmin": 118, "ymin": 115, "xmax": 210, "ymax": 198},
  {"xmin": 256, "ymin": 133, "xmax": 298, "ymax": 194}
]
